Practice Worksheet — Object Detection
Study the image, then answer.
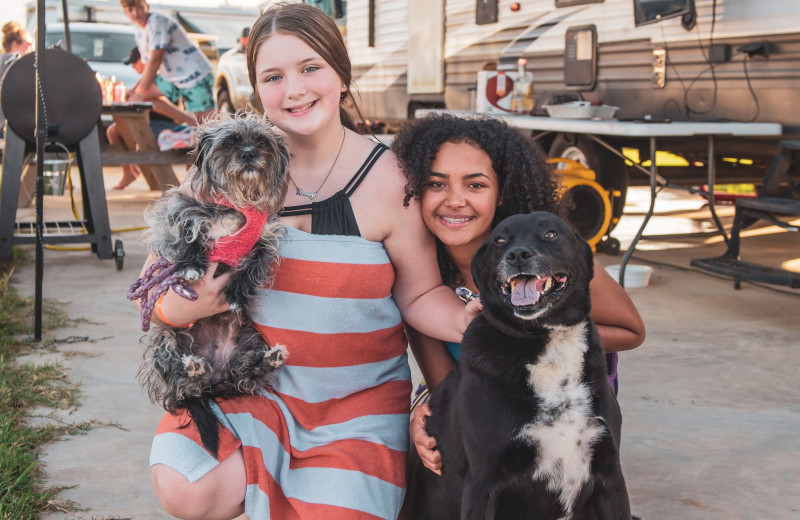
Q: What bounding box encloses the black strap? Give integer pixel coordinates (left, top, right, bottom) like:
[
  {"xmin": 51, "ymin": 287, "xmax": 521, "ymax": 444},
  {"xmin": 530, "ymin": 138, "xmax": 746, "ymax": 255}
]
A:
[
  {"xmin": 343, "ymin": 144, "xmax": 388, "ymax": 196},
  {"xmin": 279, "ymin": 202, "xmax": 312, "ymax": 217},
  {"xmin": 280, "ymin": 143, "xmax": 388, "ymax": 217}
]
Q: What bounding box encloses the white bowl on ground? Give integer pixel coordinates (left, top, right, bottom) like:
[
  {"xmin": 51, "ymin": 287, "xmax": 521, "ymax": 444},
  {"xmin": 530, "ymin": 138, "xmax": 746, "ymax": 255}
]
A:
[{"xmin": 605, "ymin": 264, "xmax": 653, "ymax": 288}]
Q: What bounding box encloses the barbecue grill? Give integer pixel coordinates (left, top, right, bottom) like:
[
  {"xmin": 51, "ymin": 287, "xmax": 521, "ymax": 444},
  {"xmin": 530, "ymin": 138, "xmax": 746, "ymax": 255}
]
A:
[{"xmin": 0, "ymin": 47, "xmax": 121, "ymax": 268}]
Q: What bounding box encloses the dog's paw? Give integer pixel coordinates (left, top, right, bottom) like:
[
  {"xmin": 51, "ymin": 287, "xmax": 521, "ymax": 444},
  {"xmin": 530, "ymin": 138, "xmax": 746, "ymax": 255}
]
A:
[
  {"xmin": 178, "ymin": 266, "xmax": 205, "ymax": 281},
  {"xmin": 265, "ymin": 344, "xmax": 287, "ymax": 369},
  {"xmin": 182, "ymin": 355, "xmax": 207, "ymax": 377}
]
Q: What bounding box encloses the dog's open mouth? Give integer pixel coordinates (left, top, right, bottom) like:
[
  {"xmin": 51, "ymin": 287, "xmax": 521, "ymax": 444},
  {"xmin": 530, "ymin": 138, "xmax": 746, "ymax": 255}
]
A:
[{"xmin": 502, "ymin": 273, "xmax": 568, "ymax": 308}]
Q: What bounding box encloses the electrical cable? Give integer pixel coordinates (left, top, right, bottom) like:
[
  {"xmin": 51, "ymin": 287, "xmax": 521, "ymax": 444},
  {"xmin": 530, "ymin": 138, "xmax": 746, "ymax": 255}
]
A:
[
  {"xmin": 741, "ymin": 54, "xmax": 760, "ymax": 122},
  {"xmin": 659, "ymin": 0, "xmax": 721, "ymax": 121},
  {"xmin": 684, "ymin": 0, "xmax": 719, "ymax": 118},
  {"xmin": 658, "ymin": 22, "xmax": 689, "ymax": 120}
]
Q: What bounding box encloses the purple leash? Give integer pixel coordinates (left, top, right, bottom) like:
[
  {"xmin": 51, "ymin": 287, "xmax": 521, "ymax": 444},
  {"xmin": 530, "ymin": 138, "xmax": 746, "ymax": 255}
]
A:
[{"xmin": 126, "ymin": 257, "xmax": 198, "ymax": 331}]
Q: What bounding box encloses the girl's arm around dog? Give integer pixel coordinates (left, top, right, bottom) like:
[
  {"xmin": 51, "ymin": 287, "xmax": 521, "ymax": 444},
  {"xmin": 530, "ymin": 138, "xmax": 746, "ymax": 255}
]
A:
[
  {"xmin": 136, "ymin": 253, "xmax": 233, "ymax": 327},
  {"xmin": 379, "ymin": 163, "xmax": 482, "ymax": 343},
  {"xmin": 406, "ymin": 325, "xmax": 457, "ymax": 476},
  {"xmin": 589, "ymin": 262, "xmax": 646, "ymax": 353}
]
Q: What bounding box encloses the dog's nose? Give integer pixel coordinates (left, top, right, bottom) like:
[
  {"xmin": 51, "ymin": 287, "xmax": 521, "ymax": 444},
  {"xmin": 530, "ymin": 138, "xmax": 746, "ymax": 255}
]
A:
[
  {"xmin": 505, "ymin": 247, "xmax": 532, "ymax": 266},
  {"xmin": 240, "ymin": 147, "xmax": 255, "ymax": 161}
]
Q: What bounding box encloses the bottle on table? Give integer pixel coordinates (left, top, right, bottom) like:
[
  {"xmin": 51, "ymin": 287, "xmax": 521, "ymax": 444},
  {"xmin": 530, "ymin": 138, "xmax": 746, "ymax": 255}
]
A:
[
  {"xmin": 104, "ymin": 75, "xmax": 116, "ymax": 105},
  {"xmin": 113, "ymin": 81, "xmax": 126, "ymax": 103},
  {"xmin": 496, "ymin": 70, "xmax": 508, "ymax": 98},
  {"xmin": 512, "ymin": 58, "xmax": 534, "ymax": 114}
]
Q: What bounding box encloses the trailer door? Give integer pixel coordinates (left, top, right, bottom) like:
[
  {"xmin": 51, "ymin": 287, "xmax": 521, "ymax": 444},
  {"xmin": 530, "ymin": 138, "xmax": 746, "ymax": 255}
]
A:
[{"xmin": 408, "ymin": 0, "xmax": 444, "ymax": 94}]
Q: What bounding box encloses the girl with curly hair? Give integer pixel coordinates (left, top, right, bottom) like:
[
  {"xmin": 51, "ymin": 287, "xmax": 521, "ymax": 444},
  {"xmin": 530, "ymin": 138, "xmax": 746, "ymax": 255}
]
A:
[{"xmin": 391, "ymin": 113, "xmax": 646, "ymax": 476}]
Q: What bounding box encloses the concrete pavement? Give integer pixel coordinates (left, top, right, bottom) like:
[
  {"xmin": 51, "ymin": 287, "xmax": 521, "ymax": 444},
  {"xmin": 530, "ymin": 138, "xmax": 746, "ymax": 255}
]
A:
[{"xmin": 9, "ymin": 166, "xmax": 800, "ymax": 519}]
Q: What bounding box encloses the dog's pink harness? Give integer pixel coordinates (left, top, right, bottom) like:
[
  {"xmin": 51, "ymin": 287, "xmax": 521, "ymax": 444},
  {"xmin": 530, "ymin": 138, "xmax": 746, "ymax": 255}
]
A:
[{"xmin": 208, "ymin": 197, "xmax": 269, "ymax": 268}]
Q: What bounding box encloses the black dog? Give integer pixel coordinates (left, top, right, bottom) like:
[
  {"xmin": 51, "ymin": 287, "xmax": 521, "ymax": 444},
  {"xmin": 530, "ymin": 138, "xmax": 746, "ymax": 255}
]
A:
[{"xmin": 411, "ymin": 212, "xmax": 630, "ymax": 520}]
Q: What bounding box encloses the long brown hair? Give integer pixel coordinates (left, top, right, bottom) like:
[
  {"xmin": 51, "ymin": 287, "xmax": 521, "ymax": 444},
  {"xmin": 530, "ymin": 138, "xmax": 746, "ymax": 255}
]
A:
[{"xmin": 245, "ymin": 2, "xmax": 365, "ymax": 132}]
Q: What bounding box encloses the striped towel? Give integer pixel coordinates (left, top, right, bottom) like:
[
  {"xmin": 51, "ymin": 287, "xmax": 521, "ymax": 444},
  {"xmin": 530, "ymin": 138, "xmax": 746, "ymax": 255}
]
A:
[
  {"xmin": 157, "ymin": 124, "xmax": 196, "ymax": 151},
  {"xmin": 150, "ymin": 226, "xmax": 411, "ymax": 519}
]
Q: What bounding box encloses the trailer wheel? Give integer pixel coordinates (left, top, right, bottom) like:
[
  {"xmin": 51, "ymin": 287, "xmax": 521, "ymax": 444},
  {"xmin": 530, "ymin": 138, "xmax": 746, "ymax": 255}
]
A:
[{"xmin": 549, "ymin": 134, "xmax": 628, "ymax": 233}]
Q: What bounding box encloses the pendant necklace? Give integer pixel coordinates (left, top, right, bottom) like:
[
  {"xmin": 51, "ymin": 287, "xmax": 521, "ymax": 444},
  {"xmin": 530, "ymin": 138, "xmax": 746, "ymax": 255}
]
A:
[{"xmin": 290, "ymin": 128, "xmax": 346, "ymax": 201}]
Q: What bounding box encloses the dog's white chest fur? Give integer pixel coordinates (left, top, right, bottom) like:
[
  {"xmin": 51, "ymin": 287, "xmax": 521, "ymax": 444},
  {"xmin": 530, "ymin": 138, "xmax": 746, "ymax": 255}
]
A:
[{"xmin": 518, "ymin": 321, "xmax": 605, "ymax": 518}]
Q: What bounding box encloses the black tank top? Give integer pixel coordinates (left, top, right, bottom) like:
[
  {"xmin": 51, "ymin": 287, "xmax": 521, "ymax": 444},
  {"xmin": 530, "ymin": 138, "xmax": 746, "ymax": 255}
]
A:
[{"xmin": 279, "ymin": 143, "xmax": 388, "ymax": 237}]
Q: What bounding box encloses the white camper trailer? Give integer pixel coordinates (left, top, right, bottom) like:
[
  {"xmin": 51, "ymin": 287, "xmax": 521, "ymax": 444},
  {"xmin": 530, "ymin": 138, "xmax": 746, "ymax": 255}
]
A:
[
  {"xmin": 347, "ymin": 0, "xmax": 800, "ymax": 127},
  {"xmin": 345, "ymin": 0, "xmax": 800, "ymax": 220}
]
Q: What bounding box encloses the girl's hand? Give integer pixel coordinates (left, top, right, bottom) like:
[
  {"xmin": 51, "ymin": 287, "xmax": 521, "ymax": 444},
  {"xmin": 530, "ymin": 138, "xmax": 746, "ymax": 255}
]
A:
[
  {"xmin": 158, "ymin": 262, "xmax": 233, "ymax": 326},
  {"xmin": 463, "ymin": 297, "xmax": 483, "ymax": 332},
  {"xmin": 410, "ymin": 403, "xmax": 442, "ymax": 475}
]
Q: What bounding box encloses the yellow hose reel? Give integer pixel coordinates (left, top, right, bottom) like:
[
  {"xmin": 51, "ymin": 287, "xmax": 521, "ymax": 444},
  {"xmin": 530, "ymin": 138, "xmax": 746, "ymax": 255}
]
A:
[{"xmin": 547, "ymin": 157, "xmax": 616, "ymax": 251}]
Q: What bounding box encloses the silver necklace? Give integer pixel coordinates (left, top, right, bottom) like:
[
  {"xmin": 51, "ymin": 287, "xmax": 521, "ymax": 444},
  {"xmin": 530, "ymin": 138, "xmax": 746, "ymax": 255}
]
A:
[{"xmin": 290, "ymin": 128, "xmax": 346, "ymax": 201}]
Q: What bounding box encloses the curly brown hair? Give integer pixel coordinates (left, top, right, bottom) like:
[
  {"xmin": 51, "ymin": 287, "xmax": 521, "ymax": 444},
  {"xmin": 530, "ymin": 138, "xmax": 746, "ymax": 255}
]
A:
[{"xmin": 391, "ymin": 113, "xmax": 566, "ymax": 285}]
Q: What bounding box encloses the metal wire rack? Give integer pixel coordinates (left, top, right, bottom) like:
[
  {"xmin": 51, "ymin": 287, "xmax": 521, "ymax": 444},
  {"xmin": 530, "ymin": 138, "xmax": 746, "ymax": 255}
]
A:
[{"xmin": 14, "ymin": 220, "xmax": 90, "ymax": 237}]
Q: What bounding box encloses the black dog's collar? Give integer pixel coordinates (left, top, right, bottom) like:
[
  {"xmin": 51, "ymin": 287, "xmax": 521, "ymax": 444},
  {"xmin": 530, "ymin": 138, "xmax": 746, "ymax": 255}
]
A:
[{"xmin": 481, "ymin": 308, "xmax": 549, "ymax": 339}]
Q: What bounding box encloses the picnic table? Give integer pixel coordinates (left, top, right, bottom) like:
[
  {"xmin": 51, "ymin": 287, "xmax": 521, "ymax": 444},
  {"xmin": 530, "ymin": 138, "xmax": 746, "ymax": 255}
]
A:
[{"xmin": 100, "ymin": 102, "xmax": 186, "ymax": 190}]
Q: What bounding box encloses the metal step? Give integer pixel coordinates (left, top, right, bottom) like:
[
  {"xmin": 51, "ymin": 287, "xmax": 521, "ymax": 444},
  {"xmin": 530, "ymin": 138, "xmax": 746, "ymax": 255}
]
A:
[
  {"xmin": 691, "ymin": 257, "xmax": 800, "ymax": 288},
  {"xmin": 735, "ymin": 196, "xmax": 800, "ymax": 216}
]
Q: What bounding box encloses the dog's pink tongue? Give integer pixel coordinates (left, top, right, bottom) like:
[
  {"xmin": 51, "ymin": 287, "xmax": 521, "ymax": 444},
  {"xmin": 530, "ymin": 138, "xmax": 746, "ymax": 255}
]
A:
[{"xmin": 511, "ymin": 278, "xmax": 541, "ymax": 306}]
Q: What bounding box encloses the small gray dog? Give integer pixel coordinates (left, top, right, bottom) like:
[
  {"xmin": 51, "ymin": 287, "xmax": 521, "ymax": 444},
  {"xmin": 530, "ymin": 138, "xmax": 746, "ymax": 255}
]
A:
[{"xmin": 129, "ymin": 111, "xmax": 289, "ymax": 456}]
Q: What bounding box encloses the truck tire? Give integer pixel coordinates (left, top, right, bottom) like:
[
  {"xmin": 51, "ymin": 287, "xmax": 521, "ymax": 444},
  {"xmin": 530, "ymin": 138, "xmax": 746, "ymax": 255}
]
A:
[
  {"xmin": 548, "ymin": 133, "xmax": 628, "ymax": 232},
  {"xmin": 218, "ymin": 89, "xmax": 233, "ymax": 114}
]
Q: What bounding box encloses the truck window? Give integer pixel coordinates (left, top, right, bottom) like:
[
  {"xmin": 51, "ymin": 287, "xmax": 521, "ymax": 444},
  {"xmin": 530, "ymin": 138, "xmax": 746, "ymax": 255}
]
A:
[{"xmin": 45, "ymin": 30, "xmax": 135, "ymax": 63}]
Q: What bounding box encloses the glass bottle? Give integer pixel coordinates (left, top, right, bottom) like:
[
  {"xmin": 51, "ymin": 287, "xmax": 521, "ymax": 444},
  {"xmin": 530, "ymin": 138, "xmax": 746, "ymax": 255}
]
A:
[{"xmin": 514, "ymin": 58, "xmax": 534, "ymax": 113}]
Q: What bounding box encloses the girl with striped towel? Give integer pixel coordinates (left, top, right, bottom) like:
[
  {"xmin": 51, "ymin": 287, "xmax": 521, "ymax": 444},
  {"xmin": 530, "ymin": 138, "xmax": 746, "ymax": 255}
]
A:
[{"xmin": 139, "ymin": 4, "xmax": 480, "ymax": 519}]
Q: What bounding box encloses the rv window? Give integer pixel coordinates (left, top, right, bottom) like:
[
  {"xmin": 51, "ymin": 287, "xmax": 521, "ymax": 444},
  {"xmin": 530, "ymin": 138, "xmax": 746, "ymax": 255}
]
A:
[
  {"xmin": 556, "ymin": 0, "xmax": 603, "ymax": 7},
  {"xmin": 633, "ymin": 0, "xmax": 694, "ymax": 26},
  {"xmin": 307, "ymin": 0, "xmax": 346, "ymax": 20}
]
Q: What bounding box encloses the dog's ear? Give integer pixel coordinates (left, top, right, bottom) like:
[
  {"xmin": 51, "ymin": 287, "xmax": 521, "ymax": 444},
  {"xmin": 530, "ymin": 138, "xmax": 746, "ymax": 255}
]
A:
[
  {"xmin": 190, "ymin": 127, "xmax": 215, "ymax": 172},
  {"xmin": 470, "ymin": 241, "xmax": 490, "ymax": 294},
  {"xmin": 580, "ymin": 238, "xmax": 595, "ymax": 282}
]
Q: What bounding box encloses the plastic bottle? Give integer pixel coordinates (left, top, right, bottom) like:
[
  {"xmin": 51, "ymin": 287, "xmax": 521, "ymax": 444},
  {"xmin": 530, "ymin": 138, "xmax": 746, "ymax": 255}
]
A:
[{"xmin": 113, "ymin": 81, "xmax": 126, "ymax": 103}]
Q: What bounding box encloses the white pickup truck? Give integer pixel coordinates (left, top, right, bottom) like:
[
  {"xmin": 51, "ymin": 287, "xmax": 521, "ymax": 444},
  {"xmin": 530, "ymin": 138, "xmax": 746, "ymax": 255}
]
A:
[{"xmin": 214, "ymin": 28, "xmax": 254, "ymax": 113}]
